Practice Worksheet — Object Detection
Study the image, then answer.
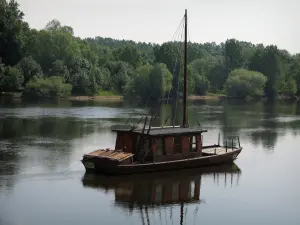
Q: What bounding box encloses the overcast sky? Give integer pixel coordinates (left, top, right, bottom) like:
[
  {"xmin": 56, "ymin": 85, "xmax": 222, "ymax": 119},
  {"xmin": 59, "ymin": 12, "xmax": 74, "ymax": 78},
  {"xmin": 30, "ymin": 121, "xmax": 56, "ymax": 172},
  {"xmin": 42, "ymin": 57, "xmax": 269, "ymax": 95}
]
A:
[{"xmin": 16, "ymin": 0, "xmax": 300, "ymax": 53}]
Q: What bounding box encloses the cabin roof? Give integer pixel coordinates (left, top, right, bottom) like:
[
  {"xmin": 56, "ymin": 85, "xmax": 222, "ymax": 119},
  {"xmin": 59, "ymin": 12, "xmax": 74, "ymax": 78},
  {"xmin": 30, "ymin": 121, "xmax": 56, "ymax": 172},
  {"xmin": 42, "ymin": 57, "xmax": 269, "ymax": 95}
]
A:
[
  {"xmin": 133, "ymin": 127, "xmax": 207, "ymax": 136},
  {"xmin": 111, "ymin": 125, "xmax": 207, "ymax": 136}
]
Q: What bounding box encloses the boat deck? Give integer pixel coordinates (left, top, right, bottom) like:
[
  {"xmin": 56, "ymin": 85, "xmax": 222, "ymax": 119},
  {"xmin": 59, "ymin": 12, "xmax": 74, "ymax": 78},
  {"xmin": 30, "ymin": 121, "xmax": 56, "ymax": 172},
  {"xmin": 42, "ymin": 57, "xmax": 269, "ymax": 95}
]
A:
[
  {"xmin": 84, "ymin": 149, "xmax": 134, "ymax": 162},
  {"xmin": 202, "ymin": 146, "xmax": 237, "ymax": 155}
]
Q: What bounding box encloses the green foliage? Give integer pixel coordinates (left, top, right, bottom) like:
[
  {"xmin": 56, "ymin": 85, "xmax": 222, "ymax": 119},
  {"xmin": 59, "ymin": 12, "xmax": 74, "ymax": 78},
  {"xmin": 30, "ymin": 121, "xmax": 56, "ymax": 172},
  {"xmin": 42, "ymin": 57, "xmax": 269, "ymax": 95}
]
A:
[
  {"xmin": 287, "ymin": 55, "xmax": 300, "ymax": 95},
  {"xmin": 0, "ymin": 1, "xmax": 299, "ymax": 100},
  {"xmin": 154, "ymin": 42, "xmax": 181, "ymax": 73},
  {"xmin": 280, "ymin": 78, "xmax": 297, "ymax": 97},
  {"xmin": 224, "ymin": 69, "xmax": 267, "ymax": 99},
  {"xmin": 0, "ymin": 66, "xmax": 24, "ymax": 91},
  {"xmin": 128, "ymin": 63, "xmax": 172, "ymax": 100},
  {"xmin": 249, "ymin": 45, "xmax": 284, "ymax": 99},
  {"xmin": 45, "ymin": 19, "xmax": 74, "ymax": 35},
  {"xmin": 48, "ymin": 60, "xmax": 70, "ymax": 80},
  {"xmin": 113, "ymin": 45, "xmax": 141, "ymax": 68},
  {"xmin": 190, "ymin": 56, "xmax": 219, "ymax": 77},
  {"xmin": 25, "ymin": 76, "xmax": 72, "ymax": 98},
  {"xmin": 194, "ymin": 74, "xmax": 210, "ymax": 95},
  {"xmin": 0, "ymin": 0, "xmax": 29, "ymax": 65},
  {"xmin": 106, "ymin": 61, "xmax": 136, "ymax": 94},
  {"xmin": 17, "ymin": 56, "xmax": 43, "ymax": 84},
  {"xmin": 207, "ymin": 63, "xmax": 228, "ymax": 92},
  {"xmin": 97, "ymin": 90, "xmax": 115, "ymax": 96},
  {"xmin": 224, "ymin": 39, "xmax": 244, "ymax": 72},
  {"xmin": 148, "ymin": 63, "xmax": 173, "ymax": 99},
  {"xmin": 127, "ymin": 64, "xmax": 152, "ymax": 99}
]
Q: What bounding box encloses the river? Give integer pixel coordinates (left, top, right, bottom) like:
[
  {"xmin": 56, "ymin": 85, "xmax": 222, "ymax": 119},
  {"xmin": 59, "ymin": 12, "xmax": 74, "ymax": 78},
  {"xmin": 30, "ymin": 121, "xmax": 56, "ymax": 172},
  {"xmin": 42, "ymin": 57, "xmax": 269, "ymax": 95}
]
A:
[{"xmin": 0, "ymin": 98, "xmax": 299, "ymax": 225}]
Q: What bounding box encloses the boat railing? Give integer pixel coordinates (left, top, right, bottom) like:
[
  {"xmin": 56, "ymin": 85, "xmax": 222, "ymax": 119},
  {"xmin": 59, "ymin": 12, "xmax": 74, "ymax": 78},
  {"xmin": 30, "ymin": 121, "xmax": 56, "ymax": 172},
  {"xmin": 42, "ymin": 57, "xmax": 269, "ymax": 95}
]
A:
[{"xmin": 223, "ymin": 136, "xmax": 241, "ymax": 149}]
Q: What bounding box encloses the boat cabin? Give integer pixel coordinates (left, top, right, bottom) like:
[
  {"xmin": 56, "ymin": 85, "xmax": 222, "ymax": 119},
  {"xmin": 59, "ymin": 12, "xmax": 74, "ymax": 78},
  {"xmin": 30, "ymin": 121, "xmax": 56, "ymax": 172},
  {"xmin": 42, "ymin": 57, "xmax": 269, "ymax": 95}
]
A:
[{"xmin": 112, "ymin": 125, "xmax": 208, "ymax": 163}]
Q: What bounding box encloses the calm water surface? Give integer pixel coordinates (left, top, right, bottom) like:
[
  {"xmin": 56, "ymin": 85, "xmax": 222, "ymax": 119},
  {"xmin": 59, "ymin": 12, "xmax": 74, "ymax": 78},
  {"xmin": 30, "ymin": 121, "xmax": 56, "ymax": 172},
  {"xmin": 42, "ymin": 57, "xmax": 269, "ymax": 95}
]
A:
[{"xmin": 0, "ymin": 98, "xmax": 300, "ymax": 225}]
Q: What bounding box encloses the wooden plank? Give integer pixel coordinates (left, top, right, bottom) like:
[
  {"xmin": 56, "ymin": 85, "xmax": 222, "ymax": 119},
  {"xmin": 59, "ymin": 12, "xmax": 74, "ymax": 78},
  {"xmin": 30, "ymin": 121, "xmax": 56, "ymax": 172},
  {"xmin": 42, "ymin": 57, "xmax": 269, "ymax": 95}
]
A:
[
  {"xmin": 117, "ymin": 154, "xmax": 134, "ymax": 161},
  {"xmin": 113, "ymin": 153, "xmax": 129, "ymax": 160},
  {"xmin": 99, "ymin": 150, "xmax": 116, "ymax": 157},
  {"xmin": 95, "ymin": 150, "xmax": 111, "ymax": 156},
  {"xmin": 86, "ymin": 149, "xmax": 134, "ymax": 161},
  {"xmin": 87, "ymin": 149, "xmax": 103, "ymax": 156},
  {"xmin": 105, "ymin": 151, "xmax": 122, "ymax": 158}
]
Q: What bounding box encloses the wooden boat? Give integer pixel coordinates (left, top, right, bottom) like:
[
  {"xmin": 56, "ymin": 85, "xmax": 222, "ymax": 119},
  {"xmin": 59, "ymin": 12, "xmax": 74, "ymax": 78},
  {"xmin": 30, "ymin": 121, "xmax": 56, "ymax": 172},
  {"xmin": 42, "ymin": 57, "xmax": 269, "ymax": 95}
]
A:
[{"xmin": 81, "ymin": 9, "xmax": 243, "ymax": 175}]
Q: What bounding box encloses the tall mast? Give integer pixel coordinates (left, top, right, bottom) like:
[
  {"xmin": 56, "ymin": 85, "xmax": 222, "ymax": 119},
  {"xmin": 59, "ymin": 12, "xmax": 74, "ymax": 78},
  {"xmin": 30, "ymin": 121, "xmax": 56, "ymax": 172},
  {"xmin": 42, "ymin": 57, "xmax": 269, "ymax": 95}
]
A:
[{"xmin": 183, "ymin": 9, "xmax": 188, "ymax": 127}]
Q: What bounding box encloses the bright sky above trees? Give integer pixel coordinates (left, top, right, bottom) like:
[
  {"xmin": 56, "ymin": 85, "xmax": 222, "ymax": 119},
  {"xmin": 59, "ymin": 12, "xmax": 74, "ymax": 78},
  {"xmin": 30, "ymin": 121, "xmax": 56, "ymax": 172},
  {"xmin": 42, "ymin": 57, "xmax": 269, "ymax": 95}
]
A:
[{"xmin": 17, "ymin": 0, "xmax": 300, "ymax": 54}]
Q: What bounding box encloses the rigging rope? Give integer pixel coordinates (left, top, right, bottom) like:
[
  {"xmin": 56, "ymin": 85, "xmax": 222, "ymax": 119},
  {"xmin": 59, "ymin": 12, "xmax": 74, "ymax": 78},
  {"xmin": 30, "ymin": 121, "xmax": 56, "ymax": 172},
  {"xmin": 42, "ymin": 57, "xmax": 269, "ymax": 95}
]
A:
[
  {"xmin": 136, "ymin": 13, "xmax": 186, "ymax": 127},
  {"xmin": 163, "ymin": 16, "xmax": 185, "ymax": 127}
]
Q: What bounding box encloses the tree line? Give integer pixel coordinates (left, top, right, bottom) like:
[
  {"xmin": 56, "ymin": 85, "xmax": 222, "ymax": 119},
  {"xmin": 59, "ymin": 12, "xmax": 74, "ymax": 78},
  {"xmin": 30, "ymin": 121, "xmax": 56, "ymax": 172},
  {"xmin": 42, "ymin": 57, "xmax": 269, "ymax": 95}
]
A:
[{"xmin": 1, "ymin": 0, "xmax": 300, "ymax": 100}]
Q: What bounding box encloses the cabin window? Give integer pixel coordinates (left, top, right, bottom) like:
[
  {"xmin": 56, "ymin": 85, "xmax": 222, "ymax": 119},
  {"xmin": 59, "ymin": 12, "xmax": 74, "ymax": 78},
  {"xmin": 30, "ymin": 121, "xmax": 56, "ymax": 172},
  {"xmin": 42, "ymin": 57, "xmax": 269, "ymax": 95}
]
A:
[
  {"xmin": 173, "ymin": 136, "xmax": 181, "ymax": 153},
  {"xmin": 154, "ymin": 138, "xmax": 164, "ymax": 155},
  {"xmin": 190, "ymin": 136, "xmax": 197, "ymax": 152}
]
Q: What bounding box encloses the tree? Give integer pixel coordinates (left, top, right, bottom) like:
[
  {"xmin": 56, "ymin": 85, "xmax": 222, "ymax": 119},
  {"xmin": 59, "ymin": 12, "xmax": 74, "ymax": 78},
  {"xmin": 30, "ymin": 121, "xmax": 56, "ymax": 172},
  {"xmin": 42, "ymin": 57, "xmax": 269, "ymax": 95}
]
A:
[
  {"xmin": 113, "ymin": 45, "xmax": 141, "ymax": 68},
  {"xmin": 190, "ymin": 56, "xmax": 220, "ymax": 77},
  {"xmin": 45, "ymin": 19, "xmax": 74, "ymax": 35},
  {"xmin": 249, "ymin": 45, "xmax": 284, "ymax": 99},
  {"xmin": 68, "ymin": 57, "xmax": 92, "ymax": 94},
  {"xmin": 17, "ymin": 56, "xmax": 43, "ymax": 85},
  {"xmin": 48, "ymin": 60, "xmax": 70, "ymax": 80},
  {"xmin": 32, "ymin": 29, "xmax": 80, "ymax": 71},
  {"xmin": 224, "ymin": 69, "xmax": 267, "ymax": 99},
  {"xmin": 127, "ymin": 64, "xmax": 153, "ymax": 99},
  {"xmin": 148, "ymin": 63, "xmax": 173, "ymax": 100},
  {"xmin": 154, "ymin": 42, "xmax": 181, "ymax": 73},
  {"xmin": 95, "ymin": 67, "xmax": 111, "ymax": 91},
  {"xmin": 286, "ymin": 55, "xmax": 300, "ymax": 95},
  {"xmin": 280, "ymin": 78, "xmax": 297, "ymax": 97},
  {"xmin": 207, "ymin": 63, "xmax": 228, "ymax": 92},
  {"xmin": 224, "ymin": 39, "xmax": 244, "ymax": 72},
  {"xmin": 194, "ymin": 74, "xmax": 210, "ymax": 95},
  {"xmin": 0, "ymin": 66, "xmax": 24, "ymax": 91},
  {"xmin": 106, "ymin": 61, "xmax": 136, "ymax": 94},
  {"xmin": 0, "ymin": 0, "xmax": 29, "ymax": 65}
]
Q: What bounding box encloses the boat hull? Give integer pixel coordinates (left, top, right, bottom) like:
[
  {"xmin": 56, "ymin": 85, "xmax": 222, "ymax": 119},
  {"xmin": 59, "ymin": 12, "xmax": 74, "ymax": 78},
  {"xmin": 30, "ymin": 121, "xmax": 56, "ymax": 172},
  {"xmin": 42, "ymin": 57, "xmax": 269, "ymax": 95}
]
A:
[{"xmin": 81, "ymin": 148, "xmax": 242, "ymax": 175}]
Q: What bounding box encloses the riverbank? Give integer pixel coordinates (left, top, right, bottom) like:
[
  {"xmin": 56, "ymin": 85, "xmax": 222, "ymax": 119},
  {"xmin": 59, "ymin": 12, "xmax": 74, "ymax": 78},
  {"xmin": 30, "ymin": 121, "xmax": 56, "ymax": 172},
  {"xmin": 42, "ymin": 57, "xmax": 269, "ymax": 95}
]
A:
[
  {"xmin": 68, "ymin": 94, "xmax": 225, "ymax": 101},
  {"xmin": 68, "ymin": 95, "xmax": 124, "ymax": 101},
  {"xmin": 2, "ymin": 92, "xmax": 297, "ymax": 102}
]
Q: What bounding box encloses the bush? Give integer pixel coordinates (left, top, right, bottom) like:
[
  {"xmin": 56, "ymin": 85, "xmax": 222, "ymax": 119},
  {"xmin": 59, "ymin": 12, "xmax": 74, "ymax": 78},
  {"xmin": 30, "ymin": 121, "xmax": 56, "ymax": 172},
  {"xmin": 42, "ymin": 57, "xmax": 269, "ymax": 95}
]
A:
[
  {"xmin": 25, "ymin": 76, "xmax": 72, "ymax": 98},
  {"xmin": 224, "ymin": 69, "xmax": 267, "ymax": 99},
  {"xmin": 127, "ymin": 63, "xmax": 172, "ymax": 100}
]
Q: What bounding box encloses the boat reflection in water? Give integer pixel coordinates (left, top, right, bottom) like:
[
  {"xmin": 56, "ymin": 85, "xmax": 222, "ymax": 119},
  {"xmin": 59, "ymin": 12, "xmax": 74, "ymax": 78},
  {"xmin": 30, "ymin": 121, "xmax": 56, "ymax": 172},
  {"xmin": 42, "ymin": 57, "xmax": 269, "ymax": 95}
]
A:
[{"xmin": 82, "ymin": 163, "xmax": 241, "ymax": 224}]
